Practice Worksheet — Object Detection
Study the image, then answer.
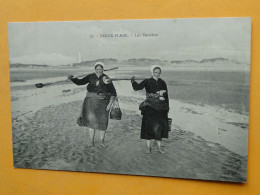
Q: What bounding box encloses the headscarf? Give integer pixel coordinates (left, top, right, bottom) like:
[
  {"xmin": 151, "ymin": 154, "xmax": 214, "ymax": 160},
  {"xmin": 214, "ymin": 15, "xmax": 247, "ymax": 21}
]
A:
[
  {"xmin": 94, "ymin": 62, "xmax": 104, "ymax": 69},
  {"xmin": 150, "ymin": 65, "xmax": 162, "ymax": 75}
]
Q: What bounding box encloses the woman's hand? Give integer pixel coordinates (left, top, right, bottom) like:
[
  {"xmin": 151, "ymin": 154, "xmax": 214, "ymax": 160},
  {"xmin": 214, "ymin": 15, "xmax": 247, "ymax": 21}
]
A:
[
  {"xmin": 67, "ymin": 75, "xmax": 74, "ymax": 80},
  {"xmin": 131, "ymin": 76, "xmax": 136, "ymax": 83},
  {"xmin": 106, "ymin": 96, "xmax": 116, "ymax": 111},
  {"xmin": 158, "ymin": 90, "xmax": 166, "ymax": 96},
  {"xmin": 102, "ymin": 76, "xmax": 111, "ymax": 84},
  {"xmin": 106, "ymin": 102, "xmax": 112, "ymax": 111},
  {"xmin": 159, "ymin": 97, "xmax": 165, "ymax": 101}
]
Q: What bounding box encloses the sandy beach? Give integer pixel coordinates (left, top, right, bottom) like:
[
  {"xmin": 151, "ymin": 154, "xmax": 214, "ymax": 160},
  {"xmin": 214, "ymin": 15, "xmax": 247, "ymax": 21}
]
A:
[{"xmin": 10, "ymin": 75, "xmax": 248, "ymax": 182}]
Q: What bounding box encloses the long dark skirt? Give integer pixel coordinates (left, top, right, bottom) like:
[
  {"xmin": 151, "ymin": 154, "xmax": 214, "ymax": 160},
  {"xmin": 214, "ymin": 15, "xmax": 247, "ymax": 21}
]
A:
[
  {"xmin": 140, "ymin": 107, "xmax": 169, "ymax": 140},
  {"xmin": 77, "ymin": 93, "xmax": 109, "ymax": 131}
]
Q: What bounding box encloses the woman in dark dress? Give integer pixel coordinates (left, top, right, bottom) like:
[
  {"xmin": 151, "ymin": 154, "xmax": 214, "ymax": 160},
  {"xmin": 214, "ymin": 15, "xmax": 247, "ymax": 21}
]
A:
[
  {"xmin": 131, "ymin": 65, "xmax": 169, "ymax": 154},
  {"xmin": 68, "ymin": 62, "xmax": 117, "ymax": 147}
]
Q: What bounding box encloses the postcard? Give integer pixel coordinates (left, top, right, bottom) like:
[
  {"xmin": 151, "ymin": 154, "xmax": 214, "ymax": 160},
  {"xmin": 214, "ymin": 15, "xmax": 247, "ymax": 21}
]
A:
[{"xmin": 8, "ymin": 17, "xmax": 251, "ymax": 182}]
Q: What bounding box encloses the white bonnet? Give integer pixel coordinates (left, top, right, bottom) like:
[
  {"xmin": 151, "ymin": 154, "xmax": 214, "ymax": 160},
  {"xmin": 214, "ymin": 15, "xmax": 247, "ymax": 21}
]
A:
[
  {"xmin": 94, "ymin": 62, "xmax": 105, "ymax": 69},
  {"xmin": 150, "ymin": 65, "xmax": 162, "ymax": 75}
]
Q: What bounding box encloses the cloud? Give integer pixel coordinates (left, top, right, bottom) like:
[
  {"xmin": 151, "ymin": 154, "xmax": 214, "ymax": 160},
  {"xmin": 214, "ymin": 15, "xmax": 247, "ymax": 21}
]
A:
[{"xmin": 8, "ymin": 18, "xmax": 251, "ymax": 64}]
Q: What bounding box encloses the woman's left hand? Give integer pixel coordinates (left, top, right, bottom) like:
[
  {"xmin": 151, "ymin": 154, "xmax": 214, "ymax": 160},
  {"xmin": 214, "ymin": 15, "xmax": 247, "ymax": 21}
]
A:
[
  {"xmin": 103, "ymin": 76, "xmax": 111, "ymax": 84},
  {"xmin": 106, "ymin": 103, "xmax": 112, "ymax": 111},
  {"xmin": 159, "ymin": 90, "xmax": 166, "ymax": 96}
]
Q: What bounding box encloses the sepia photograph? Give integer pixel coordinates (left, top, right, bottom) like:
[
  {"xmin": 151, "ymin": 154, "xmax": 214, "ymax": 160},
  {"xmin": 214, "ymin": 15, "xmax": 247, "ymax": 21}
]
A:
[{"xmin": 8, "ymin": 18, "xmax": 251, "ymax": 182}]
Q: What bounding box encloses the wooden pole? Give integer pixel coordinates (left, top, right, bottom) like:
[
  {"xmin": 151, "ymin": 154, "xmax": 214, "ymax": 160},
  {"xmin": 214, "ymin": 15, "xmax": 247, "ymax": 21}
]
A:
[
  {"xmin": 111, "ymin": 78, "xmax": 146, "ymax": 81},
  {"xmin": 35, "ymin": 67, "xmax": 119, "ymax": 88}
]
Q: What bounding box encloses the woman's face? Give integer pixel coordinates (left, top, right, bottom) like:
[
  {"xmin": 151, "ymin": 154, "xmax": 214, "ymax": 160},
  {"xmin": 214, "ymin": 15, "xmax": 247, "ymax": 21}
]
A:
[
  {"xmin": 153, "ymin": 68, "xmax": 161, "ymax": 79},
  {"xmin": 95, "ymin": 65, "xmax": 104, "ymax": 76}
]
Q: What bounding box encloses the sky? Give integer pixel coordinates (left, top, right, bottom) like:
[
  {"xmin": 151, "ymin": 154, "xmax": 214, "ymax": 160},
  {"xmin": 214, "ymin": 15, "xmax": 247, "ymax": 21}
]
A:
[{"xmin": 8, "ymin": 17, "xmax": 251, "ymax": 66}]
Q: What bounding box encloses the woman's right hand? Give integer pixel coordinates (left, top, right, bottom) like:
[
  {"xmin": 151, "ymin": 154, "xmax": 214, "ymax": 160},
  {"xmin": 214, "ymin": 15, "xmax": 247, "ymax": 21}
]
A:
[
  {"xmin": 131, "ymin": 76, "xmax": 135, "ymax": 83},
  {"xmin": 67, "ymin": 75, "xmax": 74, "ymax": 80}
]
